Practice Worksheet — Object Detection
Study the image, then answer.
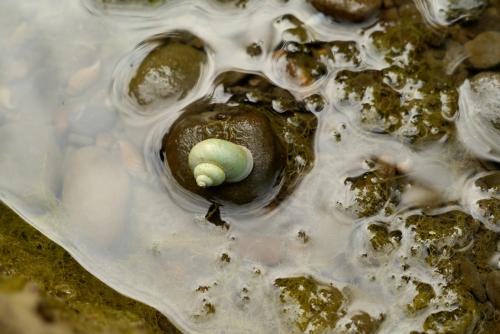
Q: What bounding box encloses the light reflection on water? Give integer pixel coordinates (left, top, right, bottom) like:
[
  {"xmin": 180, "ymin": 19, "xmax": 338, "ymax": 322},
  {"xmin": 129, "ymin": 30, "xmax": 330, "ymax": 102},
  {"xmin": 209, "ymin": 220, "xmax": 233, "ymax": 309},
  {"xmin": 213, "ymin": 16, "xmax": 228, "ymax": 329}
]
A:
[{"xmin": 0, "ymin": 0, "xmax": 498, "ymax": 333}]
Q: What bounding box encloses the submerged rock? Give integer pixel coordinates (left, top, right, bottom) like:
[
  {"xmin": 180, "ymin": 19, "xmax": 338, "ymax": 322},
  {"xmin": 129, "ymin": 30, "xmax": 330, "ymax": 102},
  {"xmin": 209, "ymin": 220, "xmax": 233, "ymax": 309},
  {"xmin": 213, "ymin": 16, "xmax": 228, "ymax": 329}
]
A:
[
  {"xmin": 274, "ymin": 276, "xmax": 347, "ymax": 333},
  {"xmin": 459, "ymin": 258, "xmax": 486, "ymax": 302},
  {"xmin": 162, "ymin": 73, "xmax": 316, "ymax": 206},
  {"xmin": 310, "ymin": 0, "xmax": 382, "ymax": 22},
  {"xmin": 464, "ymin": 31, "xmax": 500, "ymax": 69},
  {"xmin": 335, "ymin": 68, "xmax": 456, "ymax": 145},
  {"xmin": 129, "ymin": 32, "xmax": 207, "ymax": 106},
  {"xmin": 485, "ymin": 271, "xmax": 500, "ymax": 309},
  {"xmin": 163, "ymin": 102, "xmax": 285, "ymax": 205}
]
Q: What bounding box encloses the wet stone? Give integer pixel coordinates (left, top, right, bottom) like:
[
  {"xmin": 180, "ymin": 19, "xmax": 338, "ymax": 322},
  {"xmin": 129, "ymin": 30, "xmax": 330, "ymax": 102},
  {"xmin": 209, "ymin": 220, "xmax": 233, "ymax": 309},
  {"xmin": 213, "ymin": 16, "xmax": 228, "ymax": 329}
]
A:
[
  {"xmin": 162, "ymin": 73, "xmax": 316, "ymax": 206},
  {"xmin": 485, "ymin": 271, "xmax": 500, "ymax": 309},
  {"xmin": 408, "ymin": 282, "xmax": 435, "ymax": 313},
  {"xmin": 465, "ymin": 31, "xmax": 500, "ymax": 69},
  {"xmin": 246, "ymin": 42, "xmax": 262, "ymax": 57},
  {"xmin": 342, "ymin": 161, "xmax": 404, "ymax": 218},
  {"xmin": 310, "ymin": 0, "xmax": 382, "ymax": 22},
  {"xmin": 405, "ymin": 211, "xmax": 480, "ymax": 252},
  {"xmin": 129, "ymin": 33, "xmax": 207, "ymax": 106},
  {"xmin": 459, "ymin": 257, "xmax": 486, "ymax": 302},
  {"xmin": 343, "ymin": 312, "xmax": 384, "ymax": 334},
  {"xmin": 163, "ymin": 103, "xmax": 284, "ymax": 205},
  {"xmin": 274, "ymin": 41, "xmax": 331, "ymax": 87},
  {"xmin": 274, "ymin": 276, "xmax": 346, "ymax": 333},
  {"xmin": 368, "ymin": 224, "xmax": 402, "ymax": 252},
  {"xmin": 336, "ymin": 68, "xmax": 456, "ymax": 145},
  {"xmin": 423, "ymin": 301, "xmax": 479, "ymax": 334}
]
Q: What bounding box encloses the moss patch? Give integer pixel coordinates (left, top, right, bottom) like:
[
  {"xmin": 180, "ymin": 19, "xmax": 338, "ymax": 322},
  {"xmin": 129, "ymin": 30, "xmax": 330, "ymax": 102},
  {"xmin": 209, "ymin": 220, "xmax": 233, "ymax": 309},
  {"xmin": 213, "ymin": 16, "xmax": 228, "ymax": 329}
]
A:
[
  {"xmin": 274, "ymin": 276, "xmax": 346, "ymax": 333},
  {"xmin": 0, "ymin": 202, "xmax": 179, "ymax": 334}
]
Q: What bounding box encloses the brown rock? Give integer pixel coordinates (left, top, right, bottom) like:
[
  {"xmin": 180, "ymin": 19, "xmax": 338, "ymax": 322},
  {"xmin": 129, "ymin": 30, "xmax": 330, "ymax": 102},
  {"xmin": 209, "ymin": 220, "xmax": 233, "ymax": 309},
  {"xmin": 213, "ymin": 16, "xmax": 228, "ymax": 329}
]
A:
[
  {"xmin": 465, "ymin": 31, "xmax": 500, "ymax": 69},
  {"xmin": 129, "ymin": 33, "xmax": 207, "ymax": 105},
  {"xmin": 459, "ymin": 258, "xmax": 486, "ymax": 302},
  {"xmin": 485, "ymin": 271, "xmax": 500, "ymax": 309},
  {"xmin": 310, "ymin": 0, "xmax": 382, "ymax": 22},
  {"xmin": 163, "ymin": 102, "xmax": 286, "ymax": 205}
]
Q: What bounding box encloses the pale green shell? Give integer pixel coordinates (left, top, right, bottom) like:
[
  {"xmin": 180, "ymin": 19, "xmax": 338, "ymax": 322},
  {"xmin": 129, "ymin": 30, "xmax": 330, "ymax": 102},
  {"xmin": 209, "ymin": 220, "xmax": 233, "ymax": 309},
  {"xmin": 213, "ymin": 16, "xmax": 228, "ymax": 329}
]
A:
[{"xmin": 188, "ymin": 138, "xmax": 254, "ymax": 188}]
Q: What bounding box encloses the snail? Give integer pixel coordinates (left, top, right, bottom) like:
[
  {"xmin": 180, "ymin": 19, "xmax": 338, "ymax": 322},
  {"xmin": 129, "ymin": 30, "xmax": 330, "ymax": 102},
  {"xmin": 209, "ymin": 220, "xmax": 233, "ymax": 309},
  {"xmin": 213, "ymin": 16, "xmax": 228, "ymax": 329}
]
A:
[{"xmin": 188, "ymin": 138, "xmax": 254, "ymax": 188}]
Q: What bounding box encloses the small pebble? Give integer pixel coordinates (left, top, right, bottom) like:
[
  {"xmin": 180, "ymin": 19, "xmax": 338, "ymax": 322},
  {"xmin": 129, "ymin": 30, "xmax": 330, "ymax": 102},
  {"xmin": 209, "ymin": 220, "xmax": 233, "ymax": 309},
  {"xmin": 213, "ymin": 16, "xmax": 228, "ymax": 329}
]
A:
[
  {"xmin": 465, "ymin": 31, "xmax": 500, "ymax": 69},
  {"xmin": 67, "ymin": 61, "xmax": 101, "ymax": 95}
]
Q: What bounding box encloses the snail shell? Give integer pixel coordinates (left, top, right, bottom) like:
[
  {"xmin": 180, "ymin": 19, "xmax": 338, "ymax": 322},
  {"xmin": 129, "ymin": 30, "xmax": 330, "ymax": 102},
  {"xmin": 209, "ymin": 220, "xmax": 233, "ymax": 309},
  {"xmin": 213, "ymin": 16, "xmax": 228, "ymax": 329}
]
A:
[{"xmin": 188, "ymin": 138, "xmax": 254, "ymax": 188}]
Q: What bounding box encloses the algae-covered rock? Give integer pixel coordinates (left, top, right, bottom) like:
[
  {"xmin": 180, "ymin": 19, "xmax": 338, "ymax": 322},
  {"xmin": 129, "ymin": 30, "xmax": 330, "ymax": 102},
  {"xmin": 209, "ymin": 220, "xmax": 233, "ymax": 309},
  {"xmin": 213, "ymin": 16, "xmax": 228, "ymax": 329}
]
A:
[
  {"xmin": 341, "ymin": 311, "xmax": 384, "ymax": 334},
  {"xmin": 0, "ymin": 203, "xmax": 180, "ymax": 334},
  {"xmin": 368, "ymin": 223, "xmax": 402, "ymax": 252},
  {"xmin": 335, "ymin": 67, "xmax": 456, "ymax": 144},
  {"xmin": 399, "ymin": 208, "xmax": 500, "ymax": 333},
  {"xmin": 342, "ymin": 159, "xmax": 406, "ymax": 218},
  {"xmin": 406, "ymin": 211, "xmax": 479, "ymax": 261},
  {"xmin": 272, "ymin": 14, "xmax": 361, "ymax": 87},
  {"xmin": 310, "ymin": 0, "xmax": 382, "ymax": 22},
  {"xmin": 422, "ymin": 300, "xmax": 479, "ymax": 334},
  {"xmin": 407, "ymin": 282, "xmax": 435, "ymax": 313},
  {"xmin": 273, "ymin": 42, "xmax": 330, "ymax": 87},
  {"xmin": 129, "ymin": 32, "xmax": 207, "ymax": 106},
  {"xmin": 274, "ymin": 276, "xmax": 346, "ymax": 333},
  {"xmin": 162, "ymin": 73, "xmax": 317, "ymax": 206}
]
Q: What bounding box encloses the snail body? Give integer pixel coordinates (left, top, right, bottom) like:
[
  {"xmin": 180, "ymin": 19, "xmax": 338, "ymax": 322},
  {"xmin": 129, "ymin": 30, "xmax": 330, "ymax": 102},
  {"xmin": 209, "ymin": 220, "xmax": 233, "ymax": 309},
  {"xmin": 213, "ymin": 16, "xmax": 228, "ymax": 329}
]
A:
[{"xmin": 188, "ymin": 138, "xmax": 254, "ymax": 188}]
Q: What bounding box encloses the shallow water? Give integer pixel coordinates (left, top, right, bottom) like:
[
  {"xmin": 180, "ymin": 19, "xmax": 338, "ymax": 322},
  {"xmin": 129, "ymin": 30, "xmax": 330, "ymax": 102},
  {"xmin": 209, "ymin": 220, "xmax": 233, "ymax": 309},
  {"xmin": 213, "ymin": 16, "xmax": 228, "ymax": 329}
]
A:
[{"xmin": 0, "ymin": 0, "xmax": 499, "ymax": 333}]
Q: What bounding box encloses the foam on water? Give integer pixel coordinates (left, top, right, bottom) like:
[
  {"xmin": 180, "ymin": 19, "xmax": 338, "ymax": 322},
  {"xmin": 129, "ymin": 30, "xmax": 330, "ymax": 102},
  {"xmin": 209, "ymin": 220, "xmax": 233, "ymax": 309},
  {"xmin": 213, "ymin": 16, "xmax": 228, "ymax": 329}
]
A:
[{"xmin": 0, "ymin": 0, "xmax": 498, "ymax": 333}]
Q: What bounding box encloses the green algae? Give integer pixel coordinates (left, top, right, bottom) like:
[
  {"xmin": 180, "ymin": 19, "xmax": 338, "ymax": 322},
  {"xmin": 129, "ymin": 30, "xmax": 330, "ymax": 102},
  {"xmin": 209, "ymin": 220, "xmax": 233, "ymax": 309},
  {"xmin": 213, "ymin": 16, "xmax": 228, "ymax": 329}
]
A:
[
  {"xmin": 246, "ymin": 42, "xmax": 262, "ymax": 57},
  {"xmin": 342, "ymin": 311, "xmax": 384, "ymax": 334},
  {"xmin": 329, "ymin": 41, "xmax": 361, "ymax": 66},
  {"xmin": 339, "ymin": 158, "xmax": 408, "ymax": 218},
  {"xmin": 336, "ymin": 66, "xmax": 457, "ymax": 145},
  {"xmin": 275, "ymin": 39, "xmax": 360, "ymax": 87},
  {"xmin": 3, "ymin": 1, "xmax": 500, "ymax": 333},
  {"xmin": 406, "ymin": 211, "xmax": 479, "ymax": 250},
  {"xmin": 407, "ymin": 281, "xmax": 435, "ymax": 313},
  {"xmin": 334, "ymin": 2, "xmax": 469, "ymax": 145},
  {"xmin": 402, "ymin": 210, "xmax": 500, "ymax": 332},
  {"xmin": 275, "ymin": 42, "xmax": 330, "ymax": 86},
  {"xmin": 368, "ymin": 223, "xmax": 402, "ymax": 252},
  {"xmin": 274, "ymin": 276, "xmax": 346, "ymax": 333},
  {"xmin": 273, "ymin": 14, "xmax": 361, "ymax": 87},
  {"xmin": 477, "ymin": 198, "xmax": 500, "ymax": 227},
  {"xmin": 0, "ymin": 202, "xmax": 180, "ymax": 334}
]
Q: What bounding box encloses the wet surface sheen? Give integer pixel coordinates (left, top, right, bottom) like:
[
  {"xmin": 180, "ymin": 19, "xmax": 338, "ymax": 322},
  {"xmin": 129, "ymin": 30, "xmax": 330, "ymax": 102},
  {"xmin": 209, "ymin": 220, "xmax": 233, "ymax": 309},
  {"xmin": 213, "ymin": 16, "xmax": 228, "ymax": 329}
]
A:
[{"xmin": 0, "ymin": 0, "xmax": 499, "ymax": 333}]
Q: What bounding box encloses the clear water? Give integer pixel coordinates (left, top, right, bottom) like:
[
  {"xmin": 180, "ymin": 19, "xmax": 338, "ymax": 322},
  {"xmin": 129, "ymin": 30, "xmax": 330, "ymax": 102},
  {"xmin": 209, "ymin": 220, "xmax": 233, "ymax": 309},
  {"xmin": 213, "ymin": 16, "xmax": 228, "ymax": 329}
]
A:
[{"xmin": 0, "ymin": 0, "xmax": 498, "ymax": 333}]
